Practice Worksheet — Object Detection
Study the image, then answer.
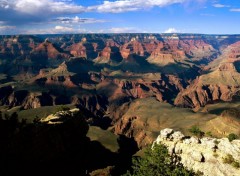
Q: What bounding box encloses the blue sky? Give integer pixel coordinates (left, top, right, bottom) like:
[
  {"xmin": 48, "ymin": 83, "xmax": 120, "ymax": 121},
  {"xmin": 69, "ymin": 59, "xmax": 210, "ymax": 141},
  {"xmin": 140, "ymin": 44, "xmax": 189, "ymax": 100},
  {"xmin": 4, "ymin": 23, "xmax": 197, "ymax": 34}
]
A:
[{"xmin": 0, "ymin": 0, "xmax": 239, "ymax": 34}]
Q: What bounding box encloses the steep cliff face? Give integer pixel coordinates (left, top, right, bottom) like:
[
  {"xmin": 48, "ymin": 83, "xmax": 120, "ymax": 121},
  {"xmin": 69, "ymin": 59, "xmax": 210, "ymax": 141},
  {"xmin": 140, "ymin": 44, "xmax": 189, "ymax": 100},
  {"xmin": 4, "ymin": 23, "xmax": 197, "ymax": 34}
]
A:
[
  {"xmin": 71, "ymin": 94, "xmax": 108, "ymax": 118},
  {"xmin": 0, "ymin": 36, "xmax": 38, "ymax": 56},
  {"xmin": 147, "ymin": 43, "xmax": 176, "ymax": 65},
  {"xmin": 93, "ymin": 46, "xmax": 112, "ymax": 64},
  {"xmin": 34, "ymin": 61, "xmax": 78, "ymax": 88},
  {"xmin": 120, "ymin": 39, "xmax": 145, "ymax": 58},
  {"xmin": 34, "ymin": 40, "xmax": 69, "ymax": 60},
  {"xmin": 174, "ymin": 78, "xmax": 239, "ymax": 109},
  {"xmin": 97, "ymin": 73, "xmax": 185, "ymax": 104},
  {"xmin": 69, "ymin": 42, "xmax": 87, "ymax": 58},
  {"xmin": 163, "ymin": 35, "xmax": 217, "ymax": 63},
  {"xmin": 0, "ymin": 86, "xmax": 53, "ymax": 109},
  {"xmin": 154, "ymin": 129, "xmax": 240, "ymax": 176},
  {"xmin": 175, "ymin": 41, "xmax": 240, "ymax": 109}
]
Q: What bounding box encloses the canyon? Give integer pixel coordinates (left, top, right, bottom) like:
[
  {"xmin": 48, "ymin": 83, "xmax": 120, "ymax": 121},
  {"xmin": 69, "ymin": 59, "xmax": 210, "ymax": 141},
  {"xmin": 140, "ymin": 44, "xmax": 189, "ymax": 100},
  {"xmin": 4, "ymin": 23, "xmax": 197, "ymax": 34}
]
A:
[{"xmin": 1, "ymin": 34, "xmax": 240, "ymax": 175}]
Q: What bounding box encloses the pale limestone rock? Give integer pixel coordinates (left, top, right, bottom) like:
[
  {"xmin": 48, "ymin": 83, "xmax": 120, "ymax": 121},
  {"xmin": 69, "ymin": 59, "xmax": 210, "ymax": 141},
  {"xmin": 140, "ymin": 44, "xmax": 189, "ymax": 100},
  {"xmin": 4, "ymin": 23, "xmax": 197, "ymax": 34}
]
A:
[
  {"xmin": 171, "ymin": 131, "xmax": 185, "ymax": 142},
  {"xmin": 40, "ymin": 108, "xmax": 80, "ymax": 124},
  {"xmin": 154, "ymin": 128, "xmax": 240, "ymax": 176},
  {"xmin": 218, "ymin": 138, "xmax": 240, "ymax": 161},
  {"xmin": 200, "ymin": 137, "xmax": 217, "ymax": 149},
  {"xmin": 183, "ymin": 136, "xmax": 200, "ymax": 144},
  {"xmin": 191, "ymin": 151, "xmax": 204, "ymax": 162},
  {"xmin": 160, "ymin": 128, "xmax": 173, "ymax": 139}
]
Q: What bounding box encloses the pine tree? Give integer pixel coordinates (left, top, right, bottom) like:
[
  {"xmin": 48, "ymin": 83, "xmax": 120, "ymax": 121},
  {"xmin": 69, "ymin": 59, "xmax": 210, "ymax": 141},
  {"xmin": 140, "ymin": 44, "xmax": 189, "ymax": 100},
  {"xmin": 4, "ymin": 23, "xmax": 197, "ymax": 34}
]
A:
[{"xmin": 124, "ymin": 143, "xmax": 197, "ymax": 176}]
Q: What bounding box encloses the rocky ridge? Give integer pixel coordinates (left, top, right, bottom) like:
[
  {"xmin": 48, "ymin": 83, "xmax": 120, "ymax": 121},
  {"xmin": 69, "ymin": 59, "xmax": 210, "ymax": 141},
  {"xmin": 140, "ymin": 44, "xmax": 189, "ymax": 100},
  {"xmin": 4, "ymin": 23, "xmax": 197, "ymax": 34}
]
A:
[
  {"xmin": 154, "ymin": 128, "xmax": 240, "ymax": 176},
  {"xmin": 40, "ymin": 108, "xmax": 80, "ymax": 124},
  {"xmin": 174, "ymin": 41, "xmax": 240, "ymax": 109}
]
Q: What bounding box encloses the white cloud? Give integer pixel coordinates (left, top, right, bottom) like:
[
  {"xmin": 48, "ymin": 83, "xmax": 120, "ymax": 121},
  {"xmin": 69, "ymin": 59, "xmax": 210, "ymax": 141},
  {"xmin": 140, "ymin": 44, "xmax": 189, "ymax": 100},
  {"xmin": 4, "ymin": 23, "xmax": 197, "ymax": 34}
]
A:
[
  {"xmin": 212, "ymin": 4, "xmax": 230, "ymax": 8},
  {"xmin": 108, "ymin": 27, "xmax": 139, "ymax": 33},
  {"xmin": 0, "ymin": 25, "xmax": 16, "ymax": 30},
  {"xmin": 54, "ymin": 25, "xmax": 75, "ymax": 32},
  {"xmin": 54, "ymin": 16, "xmax": 106, "ymax": 24},
  {"xmin": 0, "ymin": 0, "xmax": 208, "ymax": 34},
  {"xmin": 0, "ymin": 0, "xmax": 207, "ymax": 25},
  {"xmin": 164, "ymin": 28, "xmax": 179, "ymax": 33},
  {"xmin": 230, "ymin": 8, "xmax": 240, "ymax": 12},
  {"xmin": 24, "ymin": 25, "xmax": 87, "ymax": 34},
  {"xmin": 91, "ymin": 0, "xmax": 196, "ymax": 13},
  {"xmin": 13, "ymin": 0, "xmax": 85, "ymax": 15},
  {"xmin": 0, "ymin": 0, "xmax": 87, "ymax": 25},
  {"xmin": 0, "ymin": 0, "xmax": 208, "ymax": 17}
]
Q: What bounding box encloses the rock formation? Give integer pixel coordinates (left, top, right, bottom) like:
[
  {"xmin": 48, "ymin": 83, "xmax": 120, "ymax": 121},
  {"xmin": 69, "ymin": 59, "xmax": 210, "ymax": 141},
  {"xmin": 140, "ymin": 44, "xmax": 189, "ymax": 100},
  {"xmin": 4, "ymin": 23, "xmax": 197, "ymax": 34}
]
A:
[
  {"xmin": 69, "ymin": 42, "xmax": 87, "ymax": 58},
  {"xmin": 175, "ymin": 41, "xmax": 240, "ymax": 108},
  {"xmin": 34, "ymin": 40, "xmax": 69, "ymax": 60},
  {"xmin": 154, "ymin": 128, "xmax": 240, "ymax": 176},
  {"xmin": 40, "ymin": 108, "xmax": 80, "ymax": 124}
]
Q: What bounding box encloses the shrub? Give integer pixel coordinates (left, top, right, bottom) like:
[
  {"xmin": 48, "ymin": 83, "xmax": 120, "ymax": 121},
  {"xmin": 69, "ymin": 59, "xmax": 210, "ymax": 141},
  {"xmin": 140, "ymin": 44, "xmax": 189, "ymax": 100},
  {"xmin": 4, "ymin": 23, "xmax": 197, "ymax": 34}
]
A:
[
  {"xmin": 223, "ymin": 154, "xmax": 240, "ymax": 169},
  {"xmin": 232, "ymin": 161, "xmax": 240, "ymax": 169},
  {"xmin": 206, "ymin": 131, "xmax": 213, "ymax": 137},
  {"xmin": 227, "ymin": 133, "xmax": 238, "ymax": 142},
  {"xmin": 214, "ymin": 140, "xmax": 220, "ymax": 145},
  {"xmin": 188, "ymin": 126, "xmax": 204, "ymax": 138},
  {"xmin": 213, "ymin": 153, "xmax": 219, "ymax": 158},
  {"xmin": 223, "ymin": 154, "xmax": 235, "ymax": 164},
  {"xmin": 124, "ymin": 143, "xmax": 197, "ymax": 176}
]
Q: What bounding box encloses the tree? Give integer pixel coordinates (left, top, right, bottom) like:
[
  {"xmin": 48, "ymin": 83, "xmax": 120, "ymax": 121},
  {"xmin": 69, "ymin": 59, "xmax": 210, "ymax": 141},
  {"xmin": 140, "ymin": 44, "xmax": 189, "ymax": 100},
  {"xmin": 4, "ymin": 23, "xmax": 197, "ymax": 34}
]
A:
[
  {"xmin": 124, "ymin": 143, "xmax": 196, "ymax": 176},
  {"xmin": 227, "ymin": 133, "xmax": 238, "ymax": 142},
  {"xmin": 188, "ymin": 126, "xmax": 204, "ymax": 138}
]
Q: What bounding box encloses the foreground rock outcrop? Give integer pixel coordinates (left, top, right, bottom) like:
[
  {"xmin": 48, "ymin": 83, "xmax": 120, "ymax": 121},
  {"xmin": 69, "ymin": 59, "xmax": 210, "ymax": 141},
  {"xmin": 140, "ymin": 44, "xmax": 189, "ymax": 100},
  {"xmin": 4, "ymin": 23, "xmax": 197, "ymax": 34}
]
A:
[
  {"xmin": 154, "ymin": 128, "xmax": 240, "ymax": 176},
  {"xmin": 40, "ymin": 108, "xmax": 80, "ymax": 124}
]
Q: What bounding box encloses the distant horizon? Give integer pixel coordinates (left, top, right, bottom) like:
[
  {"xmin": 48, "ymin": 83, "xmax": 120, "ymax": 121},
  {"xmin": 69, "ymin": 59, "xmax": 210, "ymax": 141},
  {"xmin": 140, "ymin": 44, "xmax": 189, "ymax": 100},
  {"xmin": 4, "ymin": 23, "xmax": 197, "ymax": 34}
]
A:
[{"xmin": 1, "ymin": 33, "xmax": 240, "ymax": 36}]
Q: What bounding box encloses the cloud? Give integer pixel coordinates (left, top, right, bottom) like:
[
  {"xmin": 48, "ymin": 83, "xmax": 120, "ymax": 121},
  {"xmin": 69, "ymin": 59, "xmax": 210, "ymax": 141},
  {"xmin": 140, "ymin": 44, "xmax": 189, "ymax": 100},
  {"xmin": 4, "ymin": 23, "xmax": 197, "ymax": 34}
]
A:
[
  {"xmin": 108, "ymin": 27, "xmax": 140, "ymax": 33},
  {"xmin": 164, "ymin": 28, "xmax": 179, "ymax": 33},
  {"xmin": 54, "ymin": 16, "xmax": 106, "ymax": 24},
  {"xmin": 0, "ymin": 0, "xmax": 208, "ymax": 34},
  {"xmin": 0, "ymin": 0, "xmax": 207, "ymax": 26},
  {"xmin": 13, "ymin": 0, "xmax": 85, "ymax": 14},
  {"xmin": 0, "ymin": 25, "xmax": 16, "ymax": 34},
  {"xmin": 212, "ymin": 4, "xmax": 230, "ymax": 8},
  {"xmin": 54, "ymin": 26, "xmax": 75, "ymax": 33},
  {"xmin": 230, "ymin": 8, "xmax": 240, "ymax": 12},
  {"xmin": 91, "ymin": 0, "xmax": 204, "ymax": 13},
  {"xmin": 24, "ymin": 25, "xmax": 87, "ymax": 34},
  {"xmin": 0, "ymin": 25, "xmax": 16, "ymax": 30},
  {"xmin": 0, "ymin": 0, "xmax": 87, "ymax": 25}
]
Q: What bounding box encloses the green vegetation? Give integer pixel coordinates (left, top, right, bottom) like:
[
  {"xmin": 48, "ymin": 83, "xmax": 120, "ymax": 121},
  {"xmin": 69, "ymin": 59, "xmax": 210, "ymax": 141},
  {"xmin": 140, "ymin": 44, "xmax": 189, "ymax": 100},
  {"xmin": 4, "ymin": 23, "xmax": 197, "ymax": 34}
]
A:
[
  {"xmin": 227, "ymin": 133, "xmax": 239, "ymax": 142},
  {"xmin": 214, "ymin": 140, "xmax": 220, "ymax": 145},
  {"xmin": 223, "ymin": 154, "xmax": 240, "ymax": 169},
  {"xmin": 206, "ymin": 131, "xmax": 213, "ymax": 137},
  {"xmin": 213, "ymin": 152, "xmax": 219, "ymax": 158},
  {"xmin": 124, "ymin": 143, "xmax": 196, "ymax": 176},
  {"xmin": 188, "ymin": 126, "xmax": 205, "ymax": 138}
]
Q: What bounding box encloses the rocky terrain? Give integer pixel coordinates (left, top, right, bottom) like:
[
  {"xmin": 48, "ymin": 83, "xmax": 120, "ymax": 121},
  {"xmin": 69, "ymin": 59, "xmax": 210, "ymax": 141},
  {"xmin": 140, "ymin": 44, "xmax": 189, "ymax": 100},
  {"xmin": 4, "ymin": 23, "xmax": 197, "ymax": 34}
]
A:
[
  {"xmin": 1, "ymin": 34, "xmax": 240, "ymax": 174},
  {"xmin": 175, "ymin": 41, "xmax": 240, "ymax": 109},
  {"xmin": 154, "ymin": 128, "xmax": 240, "ymax": 176}
]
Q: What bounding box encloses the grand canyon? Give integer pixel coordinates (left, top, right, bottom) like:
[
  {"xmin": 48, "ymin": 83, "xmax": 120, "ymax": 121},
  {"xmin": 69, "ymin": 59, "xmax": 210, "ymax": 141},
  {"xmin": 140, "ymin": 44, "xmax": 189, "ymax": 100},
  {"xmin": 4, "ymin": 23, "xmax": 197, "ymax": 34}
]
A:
[{"xmin": 0, "ymin": 33, "xmax": 240, "ymax": 175}]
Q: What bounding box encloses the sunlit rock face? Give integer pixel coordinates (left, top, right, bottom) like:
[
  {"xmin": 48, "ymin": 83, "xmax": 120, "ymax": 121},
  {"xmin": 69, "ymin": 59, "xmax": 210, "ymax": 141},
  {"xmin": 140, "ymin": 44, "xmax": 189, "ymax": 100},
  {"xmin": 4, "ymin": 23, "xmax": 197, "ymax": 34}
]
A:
[{"xmin": 154, "ymin": 128, "xmax": 240, "ymax": 176}]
